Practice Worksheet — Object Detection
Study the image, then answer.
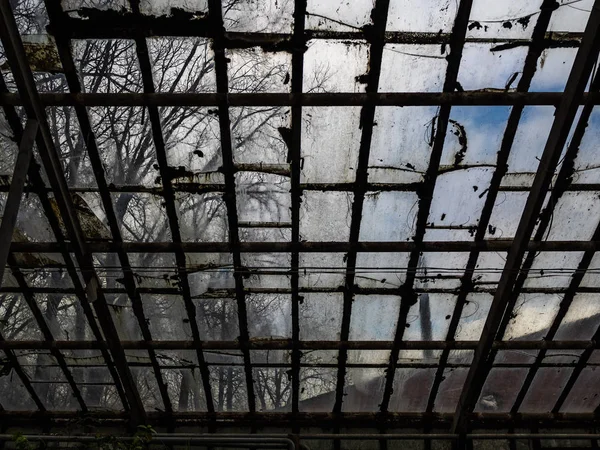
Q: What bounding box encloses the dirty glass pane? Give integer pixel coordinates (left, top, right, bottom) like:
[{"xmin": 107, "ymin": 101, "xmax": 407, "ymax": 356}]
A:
[
  {"xmin": 132, "ymin": 366, "xmax": 165, "ymax": 411},
  {"xmin": 349, "ymin": 295, "xmax": 400, "ymax": 341},
  {"xmin": 304, "ymin": 40, "xmax": 368, "ymax": 93},
  {"xmin": 223, "ymin": 0, "xmax": 293, "ymax": 33},
  {"xmin": 111, "ymin": 193, "xmax": 171, "ymax": 241},
  {"xmin": 433, "ymin": 367, "xmax": 468, "ymax": 412},
  {"xmin": 468, "ymin": 1, "xmax": 537, "ymax": 39},
  {"xmin": 254, "ymin": 367, "xmax": 292, "ymax": 411},
  {"xmin": 89, "ymin": 107, "xmax": 158, "ymax": 186},
  {"xmin": 369, "ymin": 106, "xmax": 437, "ymax": 184},
  {"xmin": 402, "ymin": 294, "xmax": 456, "ymax": 341},
  {"xmin": 209, "ymin": 366, "xmax": 249, "ymax": 411},
  {"xmin": 236, "ymin": 172, "xmax": 290, "ymax": 226},
  {"xmin": 14, "ymin": 193, "xmax": 56, "ymax": 242},
  {"xmin": 455, "ymin": 293, "xmax": 493, "ymax": 341},
  {"xmin": 474, "ymin": 368, "xmax": 529, "ymax": 413},
  {"xmin": 301, "ymin": 107, "xmax": 361, "ymax": 183},
  {"xmin": 162, "ymin": 367, "xmax": 207, "ymax": 412},
  {"xmin": 232, "ymin": 106, "xmax": 289, "ymax": 165},
  {"xmin": 414, "ymin": 253, "xmax": 469, "ymax": 290},
  {"xmin": 458, "ymin": 45, "xmax": 527, "ymax": 91},
  {"xmin": 554, "ymin": 294, "xmax": 600, "ymax": 340},
  {"xmin": 523, "ymin": 252, "xmax": 585, "ymax": 289},
  {"xmin": 247, "ymin": 294, "xmax": 291, "ymax": 339},
  {"xmin": 36, "ymin": 294, "xmax": 91, "ymax": 340},
  {"xmin": 559, "ymin": 367, "xmax": 600, "ymax": 413},
  {"xmin": 387, "ymin": 0, "xmax": 457, "ymax": 32},
  {"xmin": 299, "ymin": 366, "xmax": 337, "ymax": 412},
  {"xmin": 300, "ymin": 293, "xmax": 343, "ymax": 341},
  {"xmin": 299, "ymin": 253, "xmax": 346, "ymax": 289},
  {"xmin": 73, "ymin": 40, "xmax": 142, "ymax": 93},
  {"xmin": 573, "ymin": 106, "xmax": 600, "ymax": 184},
  {"xmin": 342, "ymin": 368, "xmax": 386, "ymax": 412},
  {"xmin": 195, "ymin": 297, "xmax": 239, "ymax": 341},
  {"xmin": 379, "ymin": 45, "xmax": 447, "ymax": 92},
  {"xmin": 355, "ymin": 252, "xmax": 410, "ymax": 289},
  {"xmin": 544, "ymin": 192, "xmax": 600, "ymax": 241},
  {"xmin": 307, "ymin": 0, "xmax": 373, "ymax": 31},
  {"xmin": 228, "ymin": 48, "xmax": 291, "ymax": 93},
  {"xmin": 178, "ymin": 192, "xmax": 228, "ymax": 242},
  {"xmin": 519, "ymin": 367, "xmax": 573, "ymax": 413},
  {"xmin": 149, "ymin": 37, "xmax": 215, "ymax": 92},
  {"xmin": 359, "ymin": 192, "xmax": 419, "ymax": 242},
  {"xmin": 503, "ymin": 294, "xmax": 561, "ymax": 341},
  {"xmin": 530, "ymin": 48, "xmax": 579, "ymax": 92},
  {"xmin": 389, "ymin": 368, "xmax": 437, "ymax": 412},
  {"xmin": 0, "ymin": 373, "xmax": 38, "ymax": 410},
  {"xmin": 425, "ymin": 168, "xmax": 494, "ymax": 241},
  {"xmin": 162, "ymin": 107, "xmax": 222, "ymax": 181},
  {"xmin": 106, "ymin": 295, "xmax": 143, "ymax": 340},
  {"xmin": 300, "ymin": 191, "xmax": 352, "ymax": 241},
  {"xmin": 0, "ymin": 294, "xmax": 42, "ymax": 340},
  {"xmin": 142, "ymin": 294, "xmax": 193, "ymax": 340}
]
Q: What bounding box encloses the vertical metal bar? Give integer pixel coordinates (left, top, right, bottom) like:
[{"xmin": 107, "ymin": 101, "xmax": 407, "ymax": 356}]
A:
[
  {"xmin": 290, "ymin": 0, "xmax": 307, "ymax": 417},
  {"xmin": 379, "ymin": 0, "xmax": 473, "ymax": 413},
  {"xmin": 43, "ymin": 0, "xmax": 174, "ymax": 417},
  {"xmin": 333, "ymin": 0, "xmax": 391, "ymax": 413},
  {"xmin": 424, "ymin": 0, "xmax": 559, "ymax": 416},
  {"xmin": 452, "ymin": 0, "xmax": 600, "ymax": 432},
  {"xmin": 0, "ymin": 119, "xmax": 37, "ymax": 287},
  {"xmin": 0, "ymin": 1, "xmax": 146, "ymax": 423},
  {"xmin": 206, "ymin": 0, "xmax": 255, "ymax": 412},
  {"xmin": 127, "ymin": 0, "xmax": 215, "ymax": 414}
]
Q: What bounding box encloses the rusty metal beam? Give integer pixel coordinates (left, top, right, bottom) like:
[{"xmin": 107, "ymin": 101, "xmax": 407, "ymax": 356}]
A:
[
  {"xmin": 0, "ymin": 339, "xmax": 597, "ymax": 351},
  {"xmin": 289, "ymin": 0, "xmax": 307, "ymax": 418},
  {"xmin": 6, "ymin": 285, "xmax": 600, "ymax": 296},
  {"xmin": 333, "ymin": 0, "xmax": 391, "ymax": 414},
  {"xmin": 206, "ymin": 0, "xmax": 255, "ymax": 412},
  {"xmin": 0, "ymin": 119, "xmax": 37, "ymax": 287},
  {"xmin": 451, "ymin": 0, "xmax": 600, "ymax": 433},
  {"xmin": 13, "ymin": 239, "xmax": 600, "ymax": 253},
  {"xmin": 42, "ymin": 9, "xmax": 581, "ymax": 47},
  {"xmin": 4, "ymin": 92, "xmax": 600, "ymax": 108},
  {"xmin": 0, "ymin": 410, "xmax": 598, "ymax": 429}
]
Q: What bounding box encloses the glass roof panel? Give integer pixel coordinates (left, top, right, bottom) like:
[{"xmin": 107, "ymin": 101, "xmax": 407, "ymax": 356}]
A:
[{"xmin": 3, "ymin": 0, "xmax": 600, "ymax": 427}]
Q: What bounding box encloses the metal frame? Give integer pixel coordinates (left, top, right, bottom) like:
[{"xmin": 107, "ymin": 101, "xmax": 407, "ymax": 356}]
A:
[{"xmin": 0, "ymin": 0, "xmax": 600, "ymax": 436}]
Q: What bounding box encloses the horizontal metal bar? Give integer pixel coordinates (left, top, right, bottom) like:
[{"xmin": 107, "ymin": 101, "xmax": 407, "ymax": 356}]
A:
[
  {"xmin": 2, "ymin": 92, "xmax": 600, "ymax": 107},
  {"xmin": 0, "ymin": 433, "xmax": 599, "ymax": 442},
  {"xmin": 10, "ymin": 240, "xmax": 600, "ymax": 253},
  {"xmin": 0, "ymin": 339, "xmax": 595, "ymax": 350},
  {"xmin": 0, "ymin": 411, "xmax": 598, "ymax": 428},
  {"xmin": 3, "ymin": 182, "xmax": 600, "ymax": 195}
]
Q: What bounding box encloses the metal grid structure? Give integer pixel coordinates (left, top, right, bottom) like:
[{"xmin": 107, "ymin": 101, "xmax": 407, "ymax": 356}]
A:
[{"xmin": 1, "ymin": 0, "xmax": 600, "ymax": 442}]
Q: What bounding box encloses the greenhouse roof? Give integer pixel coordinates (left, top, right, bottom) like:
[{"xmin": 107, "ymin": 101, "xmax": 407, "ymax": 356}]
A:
[{"xmin": 1, "ymin": 0, "xmax": 600, "ymax": 435}]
